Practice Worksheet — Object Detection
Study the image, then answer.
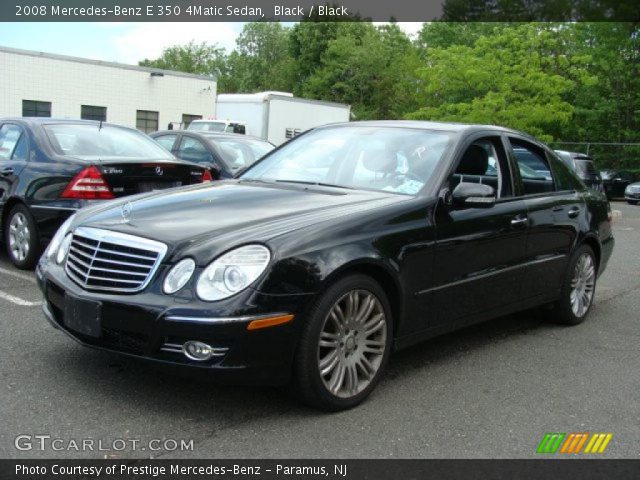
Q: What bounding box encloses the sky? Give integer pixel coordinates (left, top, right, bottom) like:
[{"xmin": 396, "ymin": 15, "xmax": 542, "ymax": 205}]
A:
[{"xmin": 0, "ymin": 22, "xmax": 423, "ymax": 65}]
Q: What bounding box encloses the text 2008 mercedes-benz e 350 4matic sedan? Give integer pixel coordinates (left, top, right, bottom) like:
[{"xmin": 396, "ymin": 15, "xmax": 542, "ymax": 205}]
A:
[{"xmin": 37, "ymin": 121, "xmax": 614, "ymax": 410}]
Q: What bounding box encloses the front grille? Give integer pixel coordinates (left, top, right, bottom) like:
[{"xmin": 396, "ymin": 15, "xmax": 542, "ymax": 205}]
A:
[{"xmin": 65, "ymin": 227, "xmax": 167, "ymax": 293}]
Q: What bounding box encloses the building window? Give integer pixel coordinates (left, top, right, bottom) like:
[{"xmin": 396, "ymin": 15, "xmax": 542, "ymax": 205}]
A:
[
  {"xmin": 81, "ymin": 105, "xmax": 107, "ymax": 122},
  {"xmin": 136, "ymin": 110, "xmax": 159, "ymax": 133},
  {"xmin": 285, "ymin": 128, "xmax": 302, "ymax": 139},
  {"xmin": 182, "ymin": 114, "xmax": 202, "ymax": 129},
  {"xmin": 22, "ymin": 100, "xmax": 51, "ymax": 117}
]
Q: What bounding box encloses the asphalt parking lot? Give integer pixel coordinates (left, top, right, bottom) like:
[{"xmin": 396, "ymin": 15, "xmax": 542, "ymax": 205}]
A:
[{"xmin": 1, "ymin": 201, "xmax": 639, "ymax": 459}]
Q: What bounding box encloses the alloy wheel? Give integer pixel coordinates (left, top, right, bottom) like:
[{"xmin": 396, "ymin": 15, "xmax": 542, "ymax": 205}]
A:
[
  {"xmin": 8, "ymin": 212, "xmax": 30, "ymax": 262},
  {"xmin": 317, "ymin": 289, "xmax": 387, "ymax": 399},
  {"xmin": 570, "ymin": 252, "xmax": 596, "ymax": 318}
]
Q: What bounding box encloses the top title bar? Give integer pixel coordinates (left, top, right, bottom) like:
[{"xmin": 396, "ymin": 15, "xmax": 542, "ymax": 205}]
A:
[{"xmin": 3, "ymin": 0, "xmax": 639, "ymax": 22}]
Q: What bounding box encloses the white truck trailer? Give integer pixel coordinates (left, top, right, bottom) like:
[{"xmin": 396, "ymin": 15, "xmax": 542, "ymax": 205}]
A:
[{"xmin": 214, "ymin": 91, "xmax": 351, "ymax": 145}]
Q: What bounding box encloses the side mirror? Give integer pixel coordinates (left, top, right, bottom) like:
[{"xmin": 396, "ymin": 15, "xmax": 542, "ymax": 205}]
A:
[{"xmin": 452, "ymin": 182, "xmax": 496, "ymax": 209}]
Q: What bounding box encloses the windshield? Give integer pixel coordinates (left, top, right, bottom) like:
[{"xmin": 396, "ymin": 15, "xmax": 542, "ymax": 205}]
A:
[
  {"xmin": 189, "ymin": 121, "xmax": 226, "ymax": 132},
  {"xmin": 208, "ymin": 136, "xmax": 274, "ymax": 172},
  {"xmin": 44, "ymin": 124, "xmax": 171, "ymax": 160},
  {"xmin": 240, "ymin": 126, "xmax": 453, "ymax": 195}
]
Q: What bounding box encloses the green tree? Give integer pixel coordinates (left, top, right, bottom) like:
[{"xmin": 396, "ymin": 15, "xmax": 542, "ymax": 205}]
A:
[
  {"xmin": 139, "ymin": 41, "xmax": 225, "ymax": 78},
  {"xmin": 222, "ymin": 22, "xmax": 295, "ymax": 93},
  {"xmin": 407, "ymin": 23, "xmax": 595, "ymax": 141}
]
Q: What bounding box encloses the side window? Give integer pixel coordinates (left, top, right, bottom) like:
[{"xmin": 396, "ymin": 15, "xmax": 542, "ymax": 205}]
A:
[
  {"xmin": 510, "ymin": 138, "xmax": 556, "ymax": 195},
  {"xmin": 0, "ymin": 125, "xmax": 27, "ymax": 161},
  {"xmin": 451, "ymin": 137, "xmax": 512, "ymax": 198},
  {"xmin": 547, "ymin": 151, "xmax": 582, "ymax": 191},
  {"xmin": 154, "ymin": 134, "xmax": 178, "ymax": 151},
  {"xmin": 177, "ymin": 136, "xmax": 214, "ymax": 165}
]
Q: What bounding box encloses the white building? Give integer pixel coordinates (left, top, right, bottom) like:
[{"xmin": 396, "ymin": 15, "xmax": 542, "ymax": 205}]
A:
[{"xmin": 0, "ymin": 46, "xmax": 216, "ymax": 132}]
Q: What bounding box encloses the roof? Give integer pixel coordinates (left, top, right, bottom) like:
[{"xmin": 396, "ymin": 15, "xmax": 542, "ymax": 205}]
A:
[
  {"xmin": 151, "ymin": 130, "xmax": 271, "ymax": 144},
  {"xmin": 1, "ymin": 117, "xmax": 144, "ymax": 132},
  {"xmin": 317, "ymin": 120, "xmax": 523, "ymax": 134},
  {"xmin": 0, "ymin": 45, "xmax": 217, "ymax": 82},
  {"xmin": 217, "ymin": 92, "xmax": 350, "ymax": 109}
]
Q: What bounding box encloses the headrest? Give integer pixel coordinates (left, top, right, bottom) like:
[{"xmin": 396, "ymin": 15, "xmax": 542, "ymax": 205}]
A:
[
  {"xmin": 362, "ymin": 148, "xmax": 396, "ymax": 173},
  {"xmin": 457, "ymin": 145, "xmax": 489, "ymax": 176}
]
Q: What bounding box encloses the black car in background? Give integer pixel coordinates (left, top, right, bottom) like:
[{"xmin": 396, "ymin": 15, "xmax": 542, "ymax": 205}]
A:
[
  {"xmin": 0, "ymin": 118, "xmax": 210, "ymax": 269},
  {"xmin": 600, "ymin": 169, "xmax": 636, "ymax": 199},
  {"xmin": 150, "ymin": 130, "xmax": 274, "ymax": 179},
  {"xmin": 555, "ymin": 150, "xmax": 604, "ymax": 192},
  {"xmin": 38, "ymin": 121, "xmax": 614, "ymax": 410}
]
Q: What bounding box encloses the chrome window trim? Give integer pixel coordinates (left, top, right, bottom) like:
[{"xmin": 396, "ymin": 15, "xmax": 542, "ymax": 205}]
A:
[{"xmin": 65, "ymin": 226, "xmax": 167, "ymax": 293}]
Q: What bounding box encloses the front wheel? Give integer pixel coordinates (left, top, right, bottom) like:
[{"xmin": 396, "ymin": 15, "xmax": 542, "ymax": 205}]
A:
[
  {"xmin": 550, "ymin": 245, "xmax": 597, "ymax": 325},
  {"xmin": 293, "ymin": 274, "xmax": 392, "ymax": 411}
]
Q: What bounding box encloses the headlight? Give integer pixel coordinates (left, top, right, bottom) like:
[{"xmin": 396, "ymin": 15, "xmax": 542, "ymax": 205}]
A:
[
  {"xmin": 163, "ymin": 258, "xmax": 196, "ymax": 294},
  {"xmin": 196, "ymin": 245, "xmax": 270, "ymax": 301},
  {"xmin": 56, "ymin": 234, "xmax": 73, "ymax": 264},
  {"xmin": 45, "ymin": 214, "xmax": 76, "ymax": 260}
]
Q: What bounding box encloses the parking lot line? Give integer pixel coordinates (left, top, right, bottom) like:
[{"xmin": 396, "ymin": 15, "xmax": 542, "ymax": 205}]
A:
[
  {"xmin": 0, "ymin": 266, "xmax": 36, "ymax": 283},
  {"xmin": 0, "ymin": 290, "xmax": 41, "ymax": 307}
]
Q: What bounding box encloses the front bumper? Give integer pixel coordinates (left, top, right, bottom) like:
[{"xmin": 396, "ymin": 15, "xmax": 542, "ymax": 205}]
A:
[
  {"xmin": 624, "ymin": 192, "xmax": 640, "ymax": 201},
  {"xmin": 37, "ymin": 261, "xmax": 313, "ymax": 386}
]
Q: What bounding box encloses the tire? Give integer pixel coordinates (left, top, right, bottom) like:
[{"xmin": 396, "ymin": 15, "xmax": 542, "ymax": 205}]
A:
[
  {"xmin": 293, "ymin": 274, "xmax": 393, "ymax": 411},
  {"xmin": 550, "ymin": 245, "xmax": 597, "ymax": 326},
  {"xmin": 4, "ymin": 204, "xmax": 40, "ymax": 269}
]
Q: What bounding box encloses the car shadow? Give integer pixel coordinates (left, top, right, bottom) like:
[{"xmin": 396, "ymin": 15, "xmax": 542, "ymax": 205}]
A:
[{"xmin": 43, "ymin": 307, "xmax": 568, "ymax": 420}]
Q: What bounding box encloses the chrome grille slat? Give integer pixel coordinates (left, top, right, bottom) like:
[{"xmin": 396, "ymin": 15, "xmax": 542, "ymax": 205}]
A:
[
  {"xmin": 64, "ymin": 227, "xmax": 167, "ymax": 293},
  {"xmin": 69, "ymin": 246, "xmax": 94, "ymax": 261},
  {"xmin": 92, "ymin": 247, "xmax": 157, "ymax": 261},
  {"xmin": 89, "ymin": 256, "xmax": 154, "ymax": 270}
]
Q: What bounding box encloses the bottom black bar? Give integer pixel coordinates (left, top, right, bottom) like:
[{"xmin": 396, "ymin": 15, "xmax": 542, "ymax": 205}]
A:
[{"xmin": 2, "ymin": 459, "xmax": 640, "ymax": 480}]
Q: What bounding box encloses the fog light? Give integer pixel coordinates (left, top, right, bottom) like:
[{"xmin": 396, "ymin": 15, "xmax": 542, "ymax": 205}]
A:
[{"xmin": 182, "ymin": 341, "xmax": 215, "ymax": 361}]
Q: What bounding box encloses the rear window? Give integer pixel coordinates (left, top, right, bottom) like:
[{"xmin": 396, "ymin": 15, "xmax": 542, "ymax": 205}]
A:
[
  {"xmin": 574, "ymin": 159, "xmax": 596, "ymax": 175},
  {"xmin": 188, "ymin": 121, "xmax": 226, "ymax": 132},
  {"xmin": 215, "ymin": 138, "xmax": 274, "ymax": 172},
  {"xmin": 44, "ymin": 124, "xmax": 171, "ymax": 160}
]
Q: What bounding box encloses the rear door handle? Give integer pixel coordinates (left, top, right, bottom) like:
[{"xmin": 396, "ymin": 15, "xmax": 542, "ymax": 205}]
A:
[
  {"xmin": 568, "ymin": 207, "xmax": 580, "ymax": 218},
  {"xmin": 0, "ymin": 167, "xmax": 14, "ymax": 176},
  {"xmin": 511, "ymin": 215, "xmax": 529, "ymax": 227}
]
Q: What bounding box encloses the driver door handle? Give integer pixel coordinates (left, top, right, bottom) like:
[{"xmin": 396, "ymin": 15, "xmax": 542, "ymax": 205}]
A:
[
  {"xmin": 568, "ymin": 207, "xmax": 581, "ymax": 218},
  {"xmin": 511, "ymin": 215, "xmax": 528, "ymax": 227},
  {"xmin": 1, "ymin": 167, "xmax": 14, "ymax": 176}
]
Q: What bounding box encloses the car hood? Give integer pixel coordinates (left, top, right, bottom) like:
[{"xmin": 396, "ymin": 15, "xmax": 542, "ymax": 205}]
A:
[{"xmin": 74, "ymin": 180, "xmax": 408, "ymax": 262}]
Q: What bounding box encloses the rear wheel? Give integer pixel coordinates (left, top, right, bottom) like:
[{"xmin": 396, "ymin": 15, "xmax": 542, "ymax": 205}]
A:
[
  {"xmin": 4, "ymin": 204, "xmax": 40, "ymax": 269},
  {"xmin": 550, "ymin": 245, "xmax": 597, "ymax": 325},
  {"xmin": 293, "ymin": 274, "xmax": 392, "ymax": 411}
]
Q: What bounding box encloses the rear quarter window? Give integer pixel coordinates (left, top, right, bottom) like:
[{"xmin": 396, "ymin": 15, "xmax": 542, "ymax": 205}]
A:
[{"xmin": 548, "ymin": 152, "xmax": 583, "ymax": 191}]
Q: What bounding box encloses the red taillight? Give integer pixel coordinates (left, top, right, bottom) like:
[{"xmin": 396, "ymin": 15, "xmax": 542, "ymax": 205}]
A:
[
  {"xmin": 202, "ymin": 170, "xmax": 213, "ymax": 183},
  {"xmin": 61, "ymin": 166, "xmax": 114, "ymax": 199}
]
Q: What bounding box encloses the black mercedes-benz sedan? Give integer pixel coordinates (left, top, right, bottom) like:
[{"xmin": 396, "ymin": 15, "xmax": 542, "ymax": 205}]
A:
[
  {"xmin": 0, "ymin": 118, "xmax": 211, "ymax": 269},
  {"xmin": 37, "ymin": 121, "xmax": 614, "ymax": 410}
]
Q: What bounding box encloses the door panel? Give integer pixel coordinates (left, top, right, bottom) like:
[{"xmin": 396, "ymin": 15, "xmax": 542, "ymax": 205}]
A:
[
  {"xmin": 0, "ymin": 124, "xmax": 29, "ymax": 207},
  {"xmin": 430, "ymin": 199, "xmax": 529, "ymax": 325},
  {"xmin": 520, "ymin": 193, "xmax": 582, "ymax": 299},
  {"xmin": 507, "ymin": 137, "xmax": 582, "ymax": 300}
]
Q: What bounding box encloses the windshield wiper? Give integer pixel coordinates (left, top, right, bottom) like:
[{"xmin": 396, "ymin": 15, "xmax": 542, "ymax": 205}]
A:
[{"xmin": 275, "ymin": 179, "xmax": 354, "ymax": 190}]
